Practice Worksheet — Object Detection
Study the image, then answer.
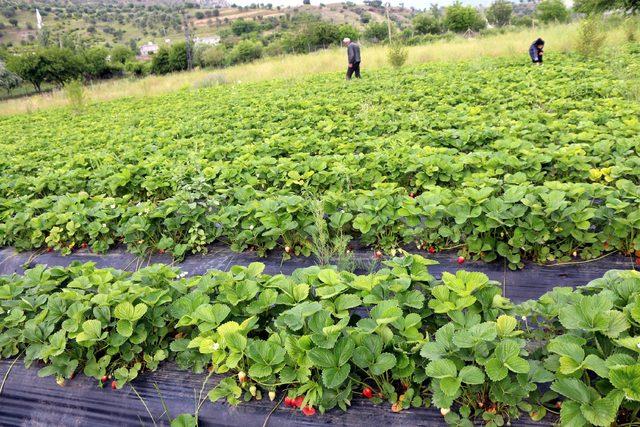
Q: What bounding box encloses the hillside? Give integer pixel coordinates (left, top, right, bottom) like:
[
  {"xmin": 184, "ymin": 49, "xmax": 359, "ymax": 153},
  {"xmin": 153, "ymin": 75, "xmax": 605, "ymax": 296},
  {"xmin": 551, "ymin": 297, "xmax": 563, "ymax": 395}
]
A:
[{"xmin": 0, "ymin": 0, "xmax": 419, "ymax": 50}]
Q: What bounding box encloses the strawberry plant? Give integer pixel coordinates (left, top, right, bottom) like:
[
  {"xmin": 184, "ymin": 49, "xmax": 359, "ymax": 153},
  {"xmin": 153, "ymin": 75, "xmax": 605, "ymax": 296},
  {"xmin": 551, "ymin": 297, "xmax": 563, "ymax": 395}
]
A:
[{"xmin": 1, "ymin": 53, "xmax": 639, "ymax": 266}]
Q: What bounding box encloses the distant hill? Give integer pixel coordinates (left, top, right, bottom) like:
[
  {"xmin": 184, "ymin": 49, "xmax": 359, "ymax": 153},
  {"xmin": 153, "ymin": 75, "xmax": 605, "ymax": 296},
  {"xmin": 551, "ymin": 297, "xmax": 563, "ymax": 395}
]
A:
[{"xmin": 0, "ymin": 0, "xmax": 421, "ymax": 51}]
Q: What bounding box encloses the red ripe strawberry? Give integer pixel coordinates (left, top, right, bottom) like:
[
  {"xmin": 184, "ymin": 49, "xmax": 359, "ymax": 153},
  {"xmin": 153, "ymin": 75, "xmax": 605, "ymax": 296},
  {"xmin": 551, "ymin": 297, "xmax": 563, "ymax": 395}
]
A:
[
  {"xmin": 457, "ymin": 256, "xmax": 465, "ymax": 265},
  {"xmin": 47, "ymin": 247, "xmax": 53, "ymax": 253},
  {"xmin": 302, "ymin": 406, "xmax": 316, "ymax": 416},
  {"xmin": 293, "ymin": 396, "xmax": 304, "ymax": 408},
  {"xmin": 111, "ymin": 380, "xmax": 117, "ymax": 390},
  {"xmin": 81, "ymin": 243, "xmax": 88, "ymax": 249},
  {"xmin": 636, "ymin": 258, "xmax": 640, "ymax": 266},
  {"xmin": 284, "ymin": 396, "xmax": 293, "ymax": 407},
  {"xmin": 159, "ymin": 249, "xmax": 165, "ymax": 254},
  {"xmin": 362, "ymin": 387, "xmax": 373, "ymax": 399},
  {"xmin": 428, "ymin": 246, "xmax": 436, "ymax": 254},
  {"xmin": 101, "ymin": 375, "xmax": 108, "ymax": 383}
]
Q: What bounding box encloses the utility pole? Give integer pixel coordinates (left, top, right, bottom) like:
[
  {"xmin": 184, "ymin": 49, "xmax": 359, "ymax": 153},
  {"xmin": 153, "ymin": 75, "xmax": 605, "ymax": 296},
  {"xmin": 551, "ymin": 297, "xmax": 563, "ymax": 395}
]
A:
[
  {"xmin": 384, "ymin": 2, "xmax": 392, "ymax": 41},
  {"xmin": 182, "ymin": 10, "xmax": 193, "ymax": 71}
]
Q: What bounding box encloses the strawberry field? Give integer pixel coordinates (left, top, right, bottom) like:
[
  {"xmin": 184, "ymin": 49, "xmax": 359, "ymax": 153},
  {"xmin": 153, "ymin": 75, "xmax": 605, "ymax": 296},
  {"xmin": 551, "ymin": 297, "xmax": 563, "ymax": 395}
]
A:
[
  {"xmin": 1, "ymin": 52, "xmax": 639, "ymax": 268},
  {"xmin": 1, "ymin": 48, "xmax": 640, "ymax": 426},
  {"xmin": 1, "ymin": 257, "xmax": 640, "ymax": 426}
]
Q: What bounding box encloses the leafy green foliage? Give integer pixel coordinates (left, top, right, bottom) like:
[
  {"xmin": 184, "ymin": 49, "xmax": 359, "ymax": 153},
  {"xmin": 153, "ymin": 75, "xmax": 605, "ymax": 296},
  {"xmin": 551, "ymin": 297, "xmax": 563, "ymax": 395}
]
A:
[
  {"xmin": 1, "ymin": 54, "xmax": 640, "ymax": 267},
  {"xmin": 1, "ymin": 255, "xmax": 640, "ymax": 423}
]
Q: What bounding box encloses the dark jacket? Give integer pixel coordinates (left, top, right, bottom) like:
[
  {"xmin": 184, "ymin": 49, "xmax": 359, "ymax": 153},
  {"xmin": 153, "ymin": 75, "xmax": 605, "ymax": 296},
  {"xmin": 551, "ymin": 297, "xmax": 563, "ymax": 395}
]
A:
[
  {"xmin": 347, "ymin": 42, "xmax": 361, "ymax": 64},
  {"xmin": 529, "ymin": 38, "xmax": 544, "ymax": 62}
]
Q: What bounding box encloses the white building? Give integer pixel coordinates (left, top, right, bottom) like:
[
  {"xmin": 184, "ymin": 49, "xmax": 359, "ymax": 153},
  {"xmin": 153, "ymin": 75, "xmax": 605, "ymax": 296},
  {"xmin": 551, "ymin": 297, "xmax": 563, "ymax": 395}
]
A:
[
  {"xmin": 140, "ymin": 42, "xmax": 159, "ymax": 56},
  {"xmin": 193, "ymin": 36, "xmax": 221, "ymax": 46}
]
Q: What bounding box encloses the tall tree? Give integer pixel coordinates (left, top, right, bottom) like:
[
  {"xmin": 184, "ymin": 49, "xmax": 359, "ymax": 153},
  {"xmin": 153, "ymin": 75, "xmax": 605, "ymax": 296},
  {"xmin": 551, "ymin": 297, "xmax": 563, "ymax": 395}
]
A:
[
  {"xmin": 536, "ymin": 0, "xmax": 571, "ymax": 23},
  {"xmin": 444, "ymin": 2, "xmax": 487, "ymax": 32},
  {"xmin": 486, "ymin": 0, "xmax": 513, "ymax": 27},
  {"xmin": 574, "ymin": 0, "xmax": 639, "ymax": 14}
]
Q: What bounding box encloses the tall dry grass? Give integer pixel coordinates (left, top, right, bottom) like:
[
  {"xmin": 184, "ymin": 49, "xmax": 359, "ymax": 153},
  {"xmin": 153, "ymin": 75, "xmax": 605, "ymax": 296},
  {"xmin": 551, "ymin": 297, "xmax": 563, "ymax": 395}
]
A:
[{"xmin": 0, "ymin": 22, "xmax": 626, "ymax": 116}]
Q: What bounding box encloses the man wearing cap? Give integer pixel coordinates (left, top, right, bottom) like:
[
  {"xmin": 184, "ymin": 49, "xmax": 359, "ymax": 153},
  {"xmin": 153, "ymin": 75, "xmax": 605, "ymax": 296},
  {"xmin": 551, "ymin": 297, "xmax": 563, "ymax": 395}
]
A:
[{"xmin": 343, "ymin": 38, "xmax": 361, "ymax": 80}]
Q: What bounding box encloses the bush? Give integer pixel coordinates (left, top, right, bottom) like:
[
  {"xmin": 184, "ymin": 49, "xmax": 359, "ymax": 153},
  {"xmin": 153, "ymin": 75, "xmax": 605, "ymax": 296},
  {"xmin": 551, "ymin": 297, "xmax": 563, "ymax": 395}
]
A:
[
  {"xmin": 576, "ymin": 17, "xmax": 606, "ymax": 57},
  {"xmin": 124, "ymin": 60, "xmax": 149, "ymax": 77},
  {"xmin": 364, "ymin": 22, "xmax": 390, "ymax": 42},
  {"xmin": 387, "ymin": 43, "xmax": 408, "ymax": 68},
  {"xmin": 64, "ymin": 79, "xmax": 85, "ymax": 113},
  {"xmin": 150, "ymin": 47, "xmax": 172, "ymax": 75},
  {"xmin": 193, "ymin": 73, "xmax": 227, "ymax": 89},
  {"xmin": 197, "ymin": 46, "xmax": 227, "ymax": 68},
  {"xmin": 443, "ymin": 3, "xmax": 486, "ymax": 33},
  {"xmin": 228, "ymin": 40, "xmax": 262, "ymax": 65},
  {"xmin": 111, "ymin": 45, "xmax": 135, "ymax": 65},
  {"xmin": 151, "ymin": 43, "xmax": 189, "ymax": 75},
  {"xmin": 413, "ymin": 13, "xmax": 441, "ymax": 35},
  {"xmin": 624, "ymin": 17, "xmax": 639, "ymax": 42}
]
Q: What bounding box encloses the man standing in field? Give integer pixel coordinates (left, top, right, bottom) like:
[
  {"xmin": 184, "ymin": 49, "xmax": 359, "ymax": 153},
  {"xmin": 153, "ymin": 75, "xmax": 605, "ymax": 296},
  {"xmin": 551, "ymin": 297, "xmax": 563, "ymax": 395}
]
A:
[{"xmin": 343, "ymin": 38, "xmax": 361, "ymax": 80}]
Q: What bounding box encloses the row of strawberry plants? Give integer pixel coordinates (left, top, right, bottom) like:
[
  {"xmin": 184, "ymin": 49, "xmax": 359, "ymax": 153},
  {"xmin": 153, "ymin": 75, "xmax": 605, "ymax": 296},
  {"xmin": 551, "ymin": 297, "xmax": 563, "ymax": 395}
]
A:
[
  {"xmin": 1, "ymin": 255, "xmax": 639, "ymax": 426},
  {"xmin": 1, "ymin": 180, "xmax": 639, "ymax": 268},
  {"xmin": 3, "ymin": 137, "xmax": 639, "ymax": 201}
]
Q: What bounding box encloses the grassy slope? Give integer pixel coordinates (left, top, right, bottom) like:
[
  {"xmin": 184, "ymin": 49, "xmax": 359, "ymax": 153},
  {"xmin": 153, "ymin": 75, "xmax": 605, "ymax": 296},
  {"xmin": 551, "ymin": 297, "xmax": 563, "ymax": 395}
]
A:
[{"xmin": 0, "ymin": 23, "xmax": 627, "ymax": 116}]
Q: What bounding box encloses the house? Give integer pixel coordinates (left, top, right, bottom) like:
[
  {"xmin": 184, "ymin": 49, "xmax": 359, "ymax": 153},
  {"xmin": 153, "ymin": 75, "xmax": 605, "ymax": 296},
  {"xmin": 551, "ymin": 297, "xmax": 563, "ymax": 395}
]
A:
[
  {"xmin": 140, "ymin": 42, "xmax": 159, "ymax": 56},
  {"xmin": 193, "ymin": 35, "xmax": 221, "ymax": 46}
]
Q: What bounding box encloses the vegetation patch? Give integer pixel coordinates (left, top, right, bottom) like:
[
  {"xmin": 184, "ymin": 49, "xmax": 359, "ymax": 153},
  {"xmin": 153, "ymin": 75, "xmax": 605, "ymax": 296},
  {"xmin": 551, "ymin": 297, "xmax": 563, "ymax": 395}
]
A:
[{"xmin": 1, "ymin": 255, "xmax": 639, "ymax": 426}]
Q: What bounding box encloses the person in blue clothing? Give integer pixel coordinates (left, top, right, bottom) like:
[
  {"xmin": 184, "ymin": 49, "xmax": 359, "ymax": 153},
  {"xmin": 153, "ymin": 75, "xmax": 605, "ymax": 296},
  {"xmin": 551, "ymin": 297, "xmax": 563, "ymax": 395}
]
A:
[{"xmin": 529, "ymin": 38, "xmax": 545, "ymax": 65}]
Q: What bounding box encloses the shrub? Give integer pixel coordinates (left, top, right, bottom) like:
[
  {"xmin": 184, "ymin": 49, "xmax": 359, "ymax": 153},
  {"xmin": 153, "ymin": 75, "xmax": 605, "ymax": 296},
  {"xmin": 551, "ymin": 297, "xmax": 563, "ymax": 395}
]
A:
[
  {"xmin": 625, "ymin": 17, "xmax": 639, "ymax": 42},
  {"xmin": 228, "ymin": 40, "xmax": 262, "ymax": 65},
  {"xmin": 413, "ymin": 13, "xmax": 441, "ymax": 35},
  {"xmin": 364, "ymin": 22, "xmax": 390, "ymax": 42},
  {"xmin": 196, "ymin": 45, "xmax": 227, "ymax": 68},
  {"xmin": 64, "ymin": 79, "xmax": 85, "ymax": 113},
  {"xmin": 387, "ymin": 43, "xmax": 408, "ymax": 68},
  {"xmin": 576, "ymin": 17, "xmax": 606, "ymax": 57}
]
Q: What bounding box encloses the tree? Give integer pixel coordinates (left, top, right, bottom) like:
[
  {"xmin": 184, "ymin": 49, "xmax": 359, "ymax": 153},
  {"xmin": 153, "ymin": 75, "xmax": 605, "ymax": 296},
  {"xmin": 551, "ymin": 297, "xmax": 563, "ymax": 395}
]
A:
[
  {"xmin": 168, "ymin": 42, "xmax": 188, "ymax": 72},
  {"xmin": 81, "ymin": 47, "xmax": 113, "ymax": 79},
  {"xmin": 536, "ymin": 0, "xmax": 570, "ymax": 24},
  {"xmin": 111, "ymin": 45, "xmax": 135, "ymax": 65},
  {"xmin": 40, "ymin": 47, "xmax": 84, "ymax": 87},
  {"xmin": 308, "ymin": 22, "xmax": 339, "ymax": 48},
  {"xmin": 6, "ymin": 52, "xmax": 47, "ymax": 91},
  {"xmin": 364, "ymin": 22, "xmax": 390, "ymax": 42},
  {"xmin": 486, "ymin": 0, "xmax": 513, "ymax": 27},
  {"xmin": 6, "ymin": 47, "xmax": 83, "ymax": 91},
  {"xmin": 228, "ymin": 39, "xmax": 262, "ymax": 64},
  {"xmin": 413, "ymin": 13, "xmax": 441, "ymax": 35},
  {"xmin": 150, "ymin": 46, "xmax": 172, "ymax": 74},
  {"xmin": 231, "ymin": 19, "xmax": 259, "ymax": 35},
  {"xmin": 443, "ymin": 3, "xmax": 487, "ymax": 33},
  {"xmin": 0, "ymin": 61, "xmax": 22, "ymax": 94},
  {"xmin": 574, "ymin": 0, "xmax": 639, "ymax": 14},
  {"xmin": 337, "ymin": 24, "xmax": 359, "ymax": 42}
]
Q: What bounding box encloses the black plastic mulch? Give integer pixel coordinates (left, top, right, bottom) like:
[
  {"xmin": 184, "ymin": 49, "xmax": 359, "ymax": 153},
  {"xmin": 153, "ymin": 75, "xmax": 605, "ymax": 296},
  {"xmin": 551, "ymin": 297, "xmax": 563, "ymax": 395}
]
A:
[
  {"xmin": 0, "ymin": 245, "xmax": 636, "ymax": 303},
  {"xmin": 0, "ymin": 359, "xmax": 554, "ymax": 427}
]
